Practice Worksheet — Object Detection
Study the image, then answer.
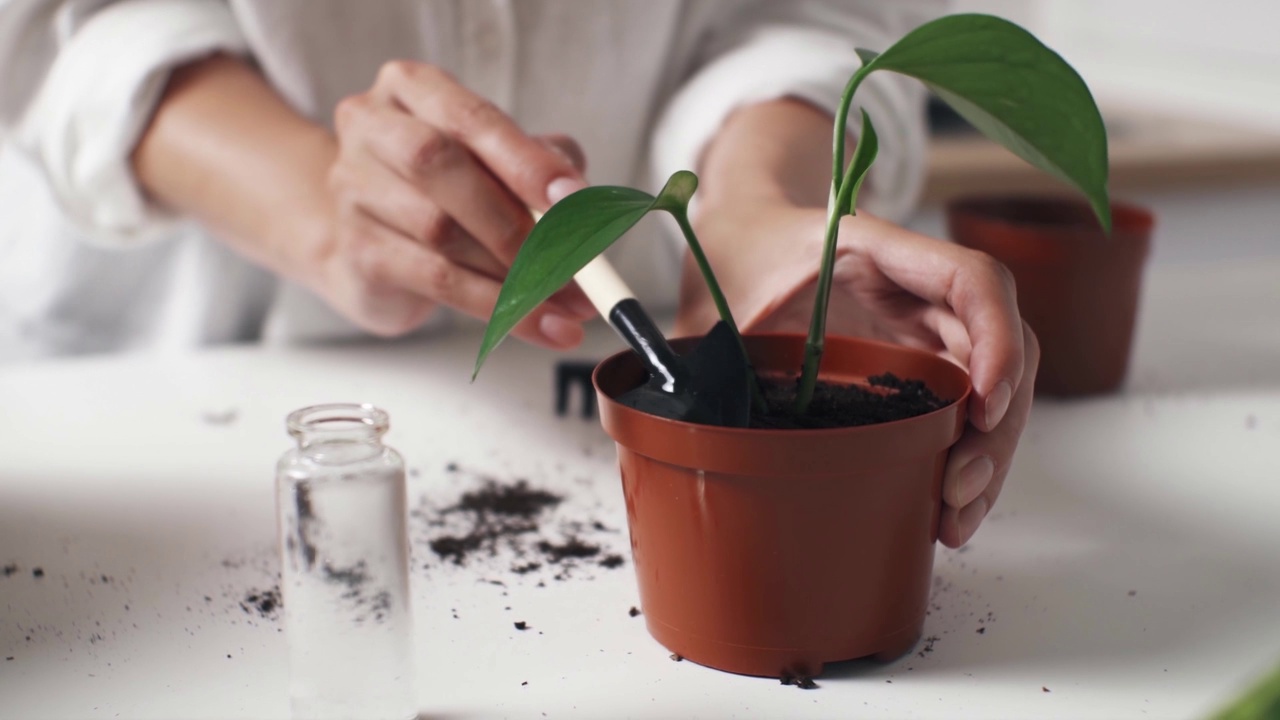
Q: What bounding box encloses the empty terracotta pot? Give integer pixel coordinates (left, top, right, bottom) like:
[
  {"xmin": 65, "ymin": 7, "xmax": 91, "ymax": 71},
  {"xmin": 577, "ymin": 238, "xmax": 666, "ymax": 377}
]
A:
[
  {"xmin": 593, "ymin": 334, "xmax": 970, "ymax": 678},
  {"xmin": 947, "ymin": 195, "xmax": 1155, "ymax": 396}
]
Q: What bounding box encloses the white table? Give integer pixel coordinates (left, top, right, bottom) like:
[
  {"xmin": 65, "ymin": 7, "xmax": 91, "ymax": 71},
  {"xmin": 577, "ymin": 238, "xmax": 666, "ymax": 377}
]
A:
[{"xmin": 2, "ymin": 258, "xmax": 1279, "ymax": 720}]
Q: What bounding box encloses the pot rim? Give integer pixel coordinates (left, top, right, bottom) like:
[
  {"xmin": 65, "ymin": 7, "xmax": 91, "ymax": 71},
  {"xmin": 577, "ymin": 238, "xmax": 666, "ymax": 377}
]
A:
[
  {"xmin": 592, "ymin": 332, "xmax": 972, "ymax": 437},
  {"xmin": 946, "ymin": 193, "xmax": 1156, "ymax": 237}
]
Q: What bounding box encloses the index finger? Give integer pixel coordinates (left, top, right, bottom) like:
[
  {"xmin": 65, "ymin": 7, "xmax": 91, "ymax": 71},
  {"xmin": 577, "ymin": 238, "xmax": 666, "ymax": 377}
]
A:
[
  {"xmin": 374, "ymin": 62, "xmax": 581, "ymax": 212},
  {"xmin": 841, "ymin": 213, "xmax": 1025, "ymax": 432}
]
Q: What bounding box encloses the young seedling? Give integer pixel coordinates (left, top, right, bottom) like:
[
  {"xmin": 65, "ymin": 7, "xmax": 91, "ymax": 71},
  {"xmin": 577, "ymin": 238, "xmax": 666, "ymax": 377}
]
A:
[{"xmin": 474, "ymin": 13, "xmax": 1110, "ymax": 420}]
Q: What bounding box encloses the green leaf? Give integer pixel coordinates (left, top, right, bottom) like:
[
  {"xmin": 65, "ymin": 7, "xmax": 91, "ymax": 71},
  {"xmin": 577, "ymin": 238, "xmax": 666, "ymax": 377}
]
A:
[
  {"xmin": 861, "ymin": 13, "xmax": 1111, "ymax": 231},
  {"xmin": 837, "ymin": 109, "xmax": 879, "ymax": 216},
  {"xmin": 652, "ymin": 170, "xmax": 698, "ymax": 212},
  {"xmin": 1211, "ymin": 662, "xmax": 1280, "ymax": 720},
  {"xmin": 473, "ymin": 185, "xmax": 655, "ymax": 379}
]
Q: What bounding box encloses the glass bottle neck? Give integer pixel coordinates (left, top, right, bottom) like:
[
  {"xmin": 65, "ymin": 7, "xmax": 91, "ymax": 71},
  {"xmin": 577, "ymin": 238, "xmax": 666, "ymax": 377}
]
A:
[{"xmin": 288, "ymin": 404, "xmax": 389, "ymax": 464}]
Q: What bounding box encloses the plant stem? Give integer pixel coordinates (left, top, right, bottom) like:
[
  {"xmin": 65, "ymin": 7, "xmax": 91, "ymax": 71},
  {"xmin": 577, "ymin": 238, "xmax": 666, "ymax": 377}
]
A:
[
  {"xmin": 794, "ymin": 131, "xmax": 871, "ymax": 413},
  {"xmin": 831, "ymin": 72, "xmax": 861, "ymax": 189},
  {"xmin": 794, "ymin": 189, "xmax": 845, "ymax": 412},
  {"xmin": 796, "ymin": 66, "xmax": 872, "ymax": 415},
  {"xmin": 670, "ymin": 208, "xmax": 767, "ymax": 413}
]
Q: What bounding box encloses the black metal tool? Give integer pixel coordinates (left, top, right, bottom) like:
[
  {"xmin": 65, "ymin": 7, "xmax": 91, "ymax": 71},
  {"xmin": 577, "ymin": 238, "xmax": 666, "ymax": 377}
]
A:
[
  {"xmin": 554, "ymin": 360, "xmax": 598, "ymax": 419},
  {"xmin": 572, "ymin": 257, "xmax": 752, "ymax": 428}
]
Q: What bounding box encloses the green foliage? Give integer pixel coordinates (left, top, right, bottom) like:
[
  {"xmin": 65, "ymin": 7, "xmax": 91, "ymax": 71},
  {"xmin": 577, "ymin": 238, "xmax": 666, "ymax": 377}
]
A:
[
  {"xmin": 857, "ymin": 13, "xmax": 1110, "ymax": 230},
  {"xmin": 474, "ymin": 172, "xmax": 716, "ymax": 379},
  {"xmin": 1210, "ymin": 662, "xmax": 1280, "ymax": 720},
  {"xmin": 795, "ymin": 12, "xmax": 1111, "ymax": 412},
  {"xmin": 476, "ymin": 13, "xmax": 1112, "ymax": 421}
]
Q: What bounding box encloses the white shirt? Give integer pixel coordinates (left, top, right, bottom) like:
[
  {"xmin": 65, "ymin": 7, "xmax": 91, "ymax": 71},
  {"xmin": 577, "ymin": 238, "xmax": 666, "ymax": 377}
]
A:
[{"xmin": 0, "ymin": 0, "xmax": 940, "ymax": 362}]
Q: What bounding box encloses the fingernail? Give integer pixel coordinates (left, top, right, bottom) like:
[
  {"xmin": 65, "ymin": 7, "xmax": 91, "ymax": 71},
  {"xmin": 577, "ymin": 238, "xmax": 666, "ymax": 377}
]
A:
[
  {"xmin": 539, "ymin": 313, "xmax": 583, "ymax": 348},
  {"xmin": 958, "ymin": 456, "xmax": 995, "ymax": 507},
  {"xmin": 985, "ymin": 380, "xmax": 1013, "ymax": 430},
  {"xmin": 544, "ymin": 141, "xmax": 575, "ymax": 165},
  {"xmin": 546, "ymin": 176, "xmax": 587, "ymax": 207}
]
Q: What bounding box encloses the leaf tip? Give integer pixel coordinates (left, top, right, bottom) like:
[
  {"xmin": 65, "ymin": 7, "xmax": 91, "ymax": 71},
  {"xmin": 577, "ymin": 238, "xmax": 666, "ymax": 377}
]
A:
[
  {"xmin": 655, "ymin": 170, "xmax": 699, "ymax": 211},
  {"xmin": 1090, "ymin": 193, "xmax": 1113, "ymax": 236},
  {"xmin": 472, "ymin": 339, "xmax": 498, "ymax": 383}
]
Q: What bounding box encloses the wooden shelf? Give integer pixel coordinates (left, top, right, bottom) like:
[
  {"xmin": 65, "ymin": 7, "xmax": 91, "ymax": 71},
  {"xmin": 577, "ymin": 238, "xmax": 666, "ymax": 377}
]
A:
[{"xmin": 924, "ymin": 108, "xmax": 1280, "ymax": 205}]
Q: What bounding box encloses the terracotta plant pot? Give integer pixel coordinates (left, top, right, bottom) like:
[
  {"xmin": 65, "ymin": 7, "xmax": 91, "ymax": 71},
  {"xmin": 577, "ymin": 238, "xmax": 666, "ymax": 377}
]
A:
[
  {"xmin": 947, "ymin": 195, "xmax": 1155, "ymax": 396},
  {"xmin": 593, "ymin": 334, "xmax": 970, "ymax": 678}
]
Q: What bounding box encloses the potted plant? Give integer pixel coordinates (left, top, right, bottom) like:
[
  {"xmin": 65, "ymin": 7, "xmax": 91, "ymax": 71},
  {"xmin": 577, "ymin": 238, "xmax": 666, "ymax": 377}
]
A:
[
  {"xmin": 473, "ymin": 14, "xmax": 1110, "ymax": 679},
  {"xmin": 946, "ymin": 194, "xmax": 1154, "ymax": 396}
]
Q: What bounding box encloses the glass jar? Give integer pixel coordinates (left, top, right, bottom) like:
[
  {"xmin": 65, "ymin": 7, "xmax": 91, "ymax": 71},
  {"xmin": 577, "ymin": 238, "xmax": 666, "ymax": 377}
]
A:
[{"xmin": 276, "ymin": 404, "xmax": 415, "ymax": 720}]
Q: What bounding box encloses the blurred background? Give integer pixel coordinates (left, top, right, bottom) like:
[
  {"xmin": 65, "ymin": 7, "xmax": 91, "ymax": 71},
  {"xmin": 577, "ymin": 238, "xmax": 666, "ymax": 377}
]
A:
[{"xmin": 913, "ymin": 0, "xmax": 1280, "ymax": 266}]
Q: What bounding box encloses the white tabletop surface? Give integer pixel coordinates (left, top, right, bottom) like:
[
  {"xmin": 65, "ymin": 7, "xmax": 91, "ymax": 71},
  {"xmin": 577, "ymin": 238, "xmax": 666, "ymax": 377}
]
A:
[{"xmin": 2, "ymin": 258, "xmax": 1280, "ymax": 720}]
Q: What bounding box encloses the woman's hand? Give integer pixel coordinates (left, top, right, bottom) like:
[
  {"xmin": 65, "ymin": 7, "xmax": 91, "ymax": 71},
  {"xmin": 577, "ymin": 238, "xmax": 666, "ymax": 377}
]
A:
[
  {"xmin": 134, "ymin": 55, "xmax": 591, "ymax": 346},
  {"xmin": 679, "ymin": 201, "xmax": 1038, "ymax": 548},
  {"xmin": 324, "ymin": 60, "xmax": 593, "ymax": 343},
  {"xmin": 685, "ymin": 98, "xmax": 1037, "ymax": 547}
]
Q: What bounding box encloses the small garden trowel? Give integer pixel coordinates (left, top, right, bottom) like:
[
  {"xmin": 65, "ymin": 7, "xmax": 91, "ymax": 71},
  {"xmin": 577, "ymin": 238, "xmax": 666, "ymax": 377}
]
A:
[{"xmin": 573, "ymin": 255, "xmax": 752, "ymax": 428}]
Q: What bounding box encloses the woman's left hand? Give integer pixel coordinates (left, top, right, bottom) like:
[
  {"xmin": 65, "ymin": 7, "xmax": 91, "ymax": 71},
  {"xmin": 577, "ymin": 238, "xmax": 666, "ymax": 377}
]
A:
[{"xmin": 677, "ymin": 202, "xmax": 1039, "ymax": 548}]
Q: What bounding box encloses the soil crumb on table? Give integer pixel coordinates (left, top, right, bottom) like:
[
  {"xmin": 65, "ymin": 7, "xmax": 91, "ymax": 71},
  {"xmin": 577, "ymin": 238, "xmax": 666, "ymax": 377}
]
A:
[
  {"xmin": 536, "ymin": 537, "xmax": 599, "ymax": 563},
  {"xmin": 414, "ymin": 470, "xmax": 626, "ymax": 583},
  {"xmin": 918, "ymin": 635, "xmax": 942, "ymax": 655},
  {"xmin": 240, "ymin": 587, "xmax": 282, "ymax": 619}
]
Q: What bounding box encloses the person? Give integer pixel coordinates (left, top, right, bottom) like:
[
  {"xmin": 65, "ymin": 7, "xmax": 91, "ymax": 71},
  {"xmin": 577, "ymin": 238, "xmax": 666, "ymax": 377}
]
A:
[{"xmin": 0, "ymin": 0, "xmax": 1036, "ymax": 547}]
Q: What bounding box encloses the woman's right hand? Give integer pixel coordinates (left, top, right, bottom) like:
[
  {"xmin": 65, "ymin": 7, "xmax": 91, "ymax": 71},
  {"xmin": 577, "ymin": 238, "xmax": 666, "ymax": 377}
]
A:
[{"xmin": 320, "ymin": 60, "xmax": 593, "ymax": 345}]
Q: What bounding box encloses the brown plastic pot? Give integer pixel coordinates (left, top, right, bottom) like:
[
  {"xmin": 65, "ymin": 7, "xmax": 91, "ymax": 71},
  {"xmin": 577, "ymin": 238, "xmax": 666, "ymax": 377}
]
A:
[
  {"xmin": 947, "ymin": 195, "xmax": 1155, "ymax": 396},
  {"xmin": 593, "ymin": 334, "xmax": 970, "ymax": 678}
]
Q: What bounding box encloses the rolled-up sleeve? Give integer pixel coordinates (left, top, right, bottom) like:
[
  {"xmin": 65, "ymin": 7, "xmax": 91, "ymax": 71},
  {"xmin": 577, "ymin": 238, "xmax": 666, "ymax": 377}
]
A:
[
  {"xmin": 650, "ymin": 0, "xmax": 946, "ymax": 224},
  {"xmin": 0, "ymin": 0, "xmax": 247, "ymax": 246}
]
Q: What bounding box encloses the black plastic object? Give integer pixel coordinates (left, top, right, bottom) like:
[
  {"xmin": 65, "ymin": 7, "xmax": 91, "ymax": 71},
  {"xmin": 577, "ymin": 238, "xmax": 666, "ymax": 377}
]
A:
[
  {"xmin": 554, "ymin": 360, "xmax": 599, "ymax": 419},
  {"xmin": 607, "ymin": 300, "xmax": 751, "ymax": 428}
]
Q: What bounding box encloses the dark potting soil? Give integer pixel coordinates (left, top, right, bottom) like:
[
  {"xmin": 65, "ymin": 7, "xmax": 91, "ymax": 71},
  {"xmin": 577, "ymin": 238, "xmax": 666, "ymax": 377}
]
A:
[
  {"xmin": 240, "ymin": 587, "xmax": 282, "ymax": 619},
  {"xmin": 751, "ymin": 373, "xmax": 949, "ymax": 430},
  {"xmin": 455, "ymin": 480, "xmax": 560, "ymax": 518},
  {"xmin": 416, "ymin": 470, "xmax": 626, "ymax": 582},
  {"xmin": 535, "ymin": 537, "xmax": 599, "ymax": 563}
]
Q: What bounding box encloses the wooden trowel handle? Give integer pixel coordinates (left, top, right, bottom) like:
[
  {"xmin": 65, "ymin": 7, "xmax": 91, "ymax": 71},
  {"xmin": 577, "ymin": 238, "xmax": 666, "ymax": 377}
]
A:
[
  {"xmin": 530, "ymin": 210, "xmax": 683, "ymax": 386},
  {"xmin": 573, "ymin": 255, "xmax": 635, "ymax": 316},
  {"xmin": 528, "ymin": 209, "xmax": 634, "ymax": 316}
]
